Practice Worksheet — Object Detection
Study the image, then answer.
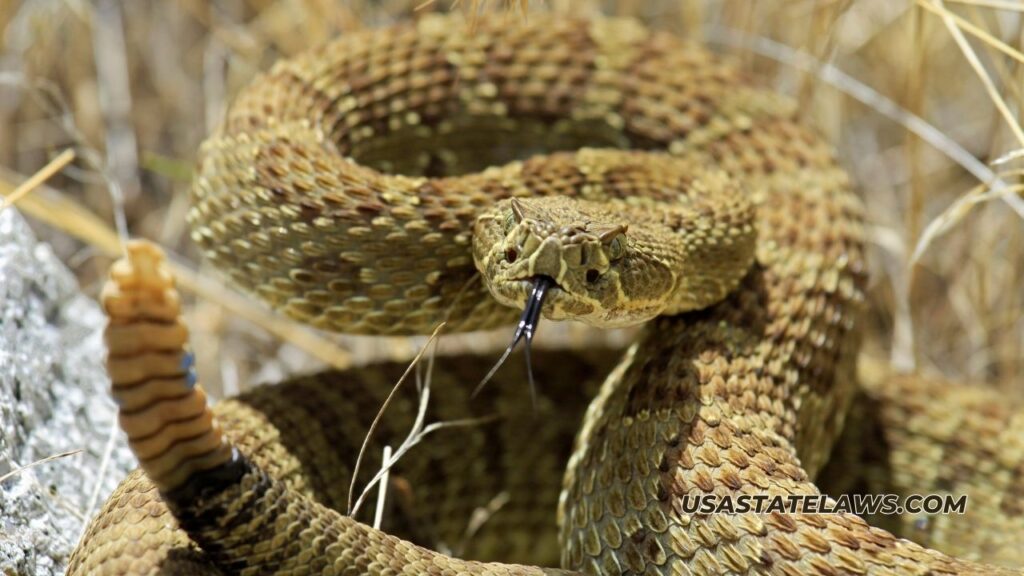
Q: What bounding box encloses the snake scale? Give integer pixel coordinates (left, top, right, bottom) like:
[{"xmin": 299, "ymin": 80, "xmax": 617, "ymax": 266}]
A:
[{"xmin": 68, "ymin": 14, "xmax": 1024, "ymax": 576}]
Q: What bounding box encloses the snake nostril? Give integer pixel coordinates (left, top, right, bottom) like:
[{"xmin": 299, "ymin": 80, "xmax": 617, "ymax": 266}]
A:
[
  {"xmin": 586, "ymin": 269, "xmax": 600, "ymax": 283},
  {"xmin": 506, "ymin": 249, "xmax": 519, "ymax": 263}
]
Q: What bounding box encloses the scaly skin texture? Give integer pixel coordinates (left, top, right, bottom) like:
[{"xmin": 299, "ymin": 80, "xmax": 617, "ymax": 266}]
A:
[
  {"xmin": 184, "ymin": 15, "xmax": 783, "ymax": 335},
  {"xmin": 69, "ymin": 14, "xmax": 1024, "ymax": 576},
  {"xmin": 471, "ymin": 153, "xmax": 757, "ymax": 328},
  {"xmin": 71, "ymin": 301, "xmax": 615, "ymax": 573},
  {"xmin": 819, "ymin": 369, "xmax": 1024, "ymax": 569}
]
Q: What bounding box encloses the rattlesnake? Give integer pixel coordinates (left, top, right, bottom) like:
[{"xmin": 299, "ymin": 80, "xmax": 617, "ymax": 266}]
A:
[{"xmin": 68, "ymin": 14, "xmax": 1024, "ymax": 575}]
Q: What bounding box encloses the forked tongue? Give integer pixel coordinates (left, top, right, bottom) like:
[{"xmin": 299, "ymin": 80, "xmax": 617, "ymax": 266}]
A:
[{"xmin": 472, "ymin": 276, "xmax": 555, "ymax": 409}]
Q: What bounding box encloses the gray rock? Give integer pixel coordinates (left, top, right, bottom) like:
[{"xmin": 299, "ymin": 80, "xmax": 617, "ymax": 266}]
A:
[{"xmin": 0, "ymin": 208, "xmax": 133, "ymax": 576}]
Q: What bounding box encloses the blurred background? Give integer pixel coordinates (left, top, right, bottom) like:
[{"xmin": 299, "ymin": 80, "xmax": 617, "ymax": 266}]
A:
[{"xmin": 0, "ymin": 0, "xmax": 1021, "ymax": 402}]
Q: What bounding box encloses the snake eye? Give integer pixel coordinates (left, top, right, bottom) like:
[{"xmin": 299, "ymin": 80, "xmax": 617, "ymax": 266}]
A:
[
  {"xmin": 504, "ymin": 212, "xmax": 517, "ymax": 232},
  {"xmin": 607, "ymin": 234, "xmax": 626, "ymax": 261},
  {"xmin": 597, "ymin": 224, "xmax": 628, "ymax": 261}
]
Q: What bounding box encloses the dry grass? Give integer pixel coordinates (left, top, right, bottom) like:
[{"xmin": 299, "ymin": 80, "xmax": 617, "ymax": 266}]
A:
[
  {"xmin": 0, "ymin": 0, "xmax": 1021, "ymax": 399},
  {"xmin": 0, "ymin": 449, "xmax": 83, "ymax": 485}
]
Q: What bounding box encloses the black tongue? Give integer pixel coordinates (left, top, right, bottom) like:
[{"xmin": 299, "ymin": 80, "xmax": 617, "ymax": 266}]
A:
[{"xmin": 472, "ymin": 276, "xmax": 555, "ymax": 409}]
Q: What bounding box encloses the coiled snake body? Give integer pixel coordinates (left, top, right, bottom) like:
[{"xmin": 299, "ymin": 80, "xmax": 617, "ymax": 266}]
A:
[{"xmin": 69, "ymin": 14, "xmax": 1024, "ymax": 575}]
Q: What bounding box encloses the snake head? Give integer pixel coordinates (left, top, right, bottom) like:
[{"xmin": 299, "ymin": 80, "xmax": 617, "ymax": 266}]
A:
[{"xmin": 474, "ymin": 196, "xmax": 650, "ymax": 327}]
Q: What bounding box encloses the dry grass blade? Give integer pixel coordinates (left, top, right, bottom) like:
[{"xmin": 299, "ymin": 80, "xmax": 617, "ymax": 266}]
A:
[
  {"xmin": 943, "ymin": 0, "xmax": 1024, "ymax": 11},
  {"xmin": 347, "ymin": 322, "xmax": 445, "ymax": 515},
  {"xmin": 0, "ymin": 449, "xmax": 84, "ymax": 485},
  {"xmin": 912, "ymin": 177, "xmax": 1024, "ymax": 264},
  {"xmin": 90, "ymin": 0, "xmax": 141, "ymax": 203},
  {"xmin": 0, "ymin": 149, "xmax": 75, "ymax": 212},
  {"xmin": 705, "ymin": 19, "xmax": 1024, "ymax": 371},
  {"xmin": 704, "ymin": 25, "xmax": 1024, "ymax": 223},
  {"xmin": 917, "ymin": 0, "xmax": 1024, "ymax": 64},
  {"xmin": 372, "ymin": 445, "xmax": 393, "ymax": 530},
  {"xmin": 992, "ymin": 149, "xmax": 1024, "ymax": 165},
  {"xmin": 0, "ymin": 73, "xmax": 131, "ymax": 243},
  {"xmin": 0, "ymin": 170, "xmax": 352, "ymax": 370},
  {"xmin": 174, "ymin": 0, "xmax": 263, "ymax": 57},
  {"xmin": 456, "ymin": 491, "xmax": 511, "ymax": 555},
  {"xmin": 0, "ymin": 168, "xmax": 125, "ymax": 256},
  {"xmin": 902, "ymin": 0, "xmax": 1024, "ymax": 262},
  {"xmin": 926, "ymin": 0, "xmax": 1024, "ymax": 148},
  {"xmin": 349, "ymin": 323, "xmax": 501, "ymax": 518},
  {"xmin": 351, "ymin": 415, "xmax": 501, "ymax": 518},
  {"xmin": 80, "ymin": 412, "xmax": 120, "ymax": 538}
]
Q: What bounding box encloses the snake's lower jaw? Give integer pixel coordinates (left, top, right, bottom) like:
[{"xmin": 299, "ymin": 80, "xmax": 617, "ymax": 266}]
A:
[
  {"xmin": 486, "ymin": 277, "xmax": 570, "ymax": 320},
  {"xmin": 488, "ymin": 276, "xmax": 656, "ymax": 328},
  {"xmin": 489, "ymin": 277, "xmax": 554, "ymax": 312}
]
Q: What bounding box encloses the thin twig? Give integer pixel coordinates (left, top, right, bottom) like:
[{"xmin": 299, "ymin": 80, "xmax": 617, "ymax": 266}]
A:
[
  {"xmin": 943, "ymin": 0, "xmax": 1024, "ymax": 11},
  {"xmin": 912, "ymin": 180, "xmax": 1024, "ymax": 266},
  {"xmin": 0, "ymin": 149, "xmax": 75, "ymax": 212},
  {"xmin": 992, "ymin": 149, "xmax": 1024, "ymax": 166},
  {"xmin": 928, "ymin": 0, "xmax": 1024, "ymax": 147},
  {"xmin": 347, "ymin": 323, "xmax": 446, "ymax": 515},
  {"xmin": 703, "ymin": 25, "xmax": 1024, "ymax": 244},
  {"xmin": 373, "ymin": 445, "xmax": 392, "ymax": 530},
  {"xmin": 90, "ymin": 0, "xmax": 142, "ymax": 203},
  {"xmin": 350, "ymin": 416, "xmax": 500, "ymax": 518},
  {"xmin": 81, "ymin": 411, "xmax": 120, "ymax": 529},
  {"xmin": 917, "ymin": 0, "xmax": 1024, "ymax": 65},
  {"xmin": 0, "ymin": 450, "xmax": 84, "ymax": 485},
  {"xmin": 0, "ymin": 73, "xmax": 130, "ymax": 248},
  {"xmin": 456, "ymin": 491, "xmax": 511, "ymax": 556},
  {"xmin": 349, "ymin": 325, "xmax": 499, "ymax": 518}
]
